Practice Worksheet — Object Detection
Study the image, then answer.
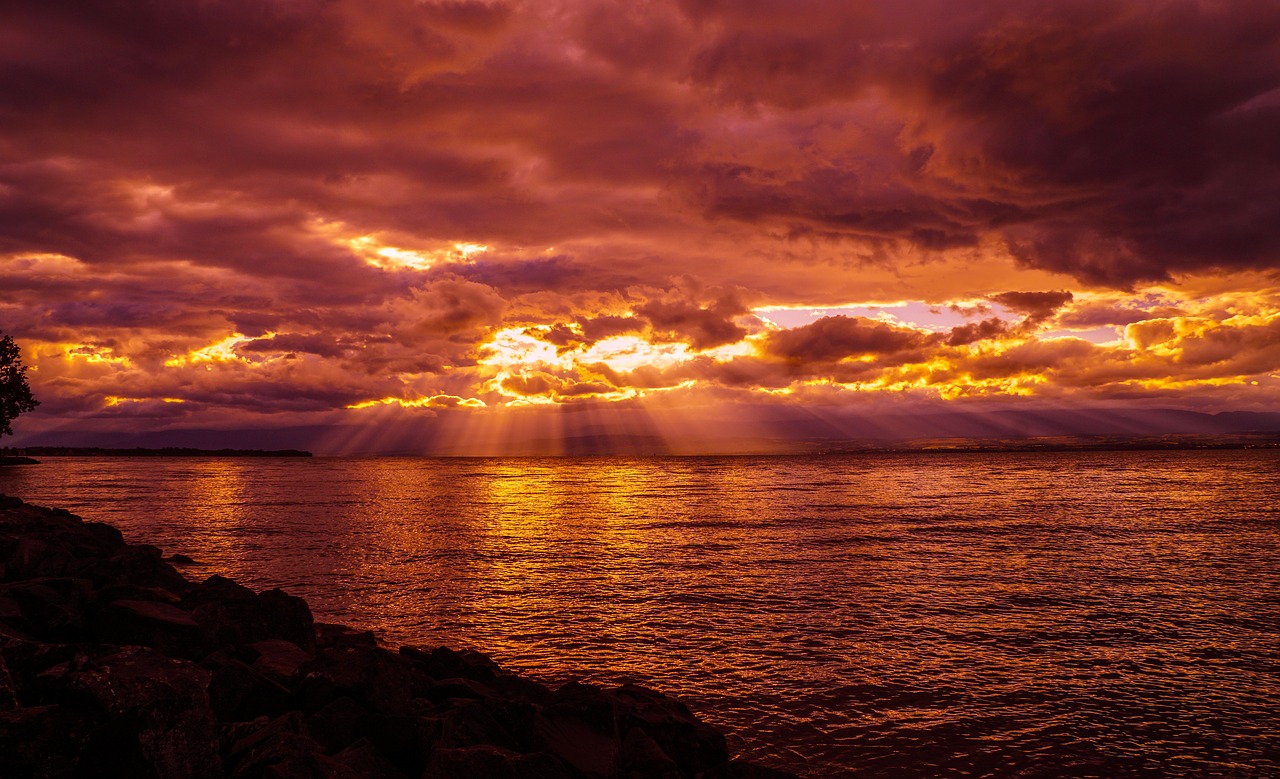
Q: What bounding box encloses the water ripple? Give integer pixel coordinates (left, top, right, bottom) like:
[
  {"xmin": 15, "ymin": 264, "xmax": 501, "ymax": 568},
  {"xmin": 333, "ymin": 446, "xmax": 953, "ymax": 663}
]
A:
[{"xmin": 3, "ymin": 450, "xmax": 1278, "ymax": 778}]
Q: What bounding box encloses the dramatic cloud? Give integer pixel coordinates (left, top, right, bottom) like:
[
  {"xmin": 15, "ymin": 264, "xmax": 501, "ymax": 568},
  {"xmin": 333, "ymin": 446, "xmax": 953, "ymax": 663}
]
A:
[
  {"xmin": 1, "ymin": 0, "xmax": 1278, "ymax": 451},
  {"xmin": 763, "ymin": 316, "xmax": 936, "ymax": 363},
  {"xmin": 989, "ymin": 292, "xmax": 1074, "ymax": 321},
  {"xmin": 637, "ymin": 293, "xmax": 750, "ymax": 349}
]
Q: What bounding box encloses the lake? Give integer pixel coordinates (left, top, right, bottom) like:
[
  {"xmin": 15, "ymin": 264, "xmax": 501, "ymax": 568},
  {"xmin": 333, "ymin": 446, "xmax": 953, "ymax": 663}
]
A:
[{"xmin": 2, "ymin": 451, "xmax": 1277, "ymax": 778}]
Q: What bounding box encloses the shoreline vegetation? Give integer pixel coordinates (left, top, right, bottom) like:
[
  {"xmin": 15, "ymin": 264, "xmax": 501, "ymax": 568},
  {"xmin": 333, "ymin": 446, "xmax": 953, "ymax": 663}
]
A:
[{"xmin": 0, "ymin": 494, "xmax": 795, "ymax": 779}]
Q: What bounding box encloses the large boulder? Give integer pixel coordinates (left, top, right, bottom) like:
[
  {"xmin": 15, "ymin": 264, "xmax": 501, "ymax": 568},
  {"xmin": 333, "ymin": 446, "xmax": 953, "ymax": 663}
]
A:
[
  {"xmin": 615, "ymin": 727, "xmax": 684, "ymax": 779},
  {"xmin": 351, "ymin": 712, "xmax": 441, "ymax": 777},
  {"xmin": 536, "ymin": 682, "xmax": 621, "ymax": 779},
  {"xmin": 187, "ymin": 579, "xmax": 315, "ymax": 653},
  {"xmin": 612, "ymin": 683, "xmax": 729, "ymax": 775},
  {"xmin": 75, "ymin": 544, "xmax": 191, "ymax": 592},
  {"xmin": 0, "ymin": 703, "xmax": 92, "ymax": 779},
  {"xmin": 314, "ymin": 623, "xmax": 377, "ymax": 650},
  {"xmin": 0, "ymin": 652, "xmax": 18, "ymax": 709},
  {"xmin": 231, "ymin": 731, "xmax": 360, "ymax": 779},
  {"xmin": 296, "ymin": 646, "xmax": 412, "ymax": 716},
  {"xmin": 423, "ymin": 744, "xmax": 573, "ymax": 779},
  {"xmin": 400, "ymin": 645, "xmax": 500, "ymax": 683},
  {"xmin": 245, "ymin": 640, "xmax": 314, "ymax": 683},
  {"xmin": 439, "ymin": 698, "xmax": 543, "ymax": 753},
  {"xmin": 46, "ymin": 645, "xmax": 222, "ymax": 779},
  {"xmin": 331, "ymin": 737, "xmax": 409, "ymax": 779},
  {"xmin": 0, "ymin": 578, "xmax": 94, "ymax": 642},
  {"xmin": 3, "ymin": 538, "xmax": 74, "ymax": 581},
  {"xmin": 202, "ymin": 650, "xmax": 294, "ymax": 722},
  {"xmin": 91, "ymin": 599, "xmax": 211, "ymax": 659},
  {"xmin": 225, "ymin": 711, "xmax": 371, "ymax": 779},
  {"xmin": 303, "ymin": 696, "xmax": 367, "ymax": 753}
]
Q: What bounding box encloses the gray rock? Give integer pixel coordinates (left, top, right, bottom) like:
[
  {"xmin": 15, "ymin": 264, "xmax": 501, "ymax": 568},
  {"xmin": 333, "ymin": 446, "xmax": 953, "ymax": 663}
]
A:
[
  {"xmin": 203, "ymin": 651, "xmax": 294, "ymax": 722},
  {"xmin": 231, "ymin": 731, "xmax": 360, "ymax": 779},
  {"xmin": 0, "ymin": 653, "xmax": 18, "ymax": 710},
  {"xmin": 314, "ymin": 622, "xmax": 377, "ymax": 649},
  {"xmin": 612, "ymin": 683, "xmax": 729, "ymax": 775},
  {"xmin": 616, "ymin": 727, "xmax": 683, "ymax": 779},
  {"xmin": 190, "ymin": 587, "xmax": 315, "ymax": 653},
  {"xmin": 247, "ymin": 639, "xmax": 314, "ymax": 682},
  {"xmin": 400, "ymin": 645, "xmax": 499, "ymax": 683},
  {"xmin": 424, "ymin": 745, "xmax": 573, "ymax": 779},
  {"xmin": 303, "ymin": 696, "xmax": 367, "ymax": 753},
  {"xmin": 92, "ymin": 598, "xmax": 209, "ymax": 659},
  {"xmin": 298, "ymin": 646, "xmax": 412, "ymax": 716},
  {"xmin": 332, "ymin": 737, "xmax": 409, "ymax": 779},
  {"xmin": 55, "ymin": 645, "xmax": 222, "ymax": 779},
  {"xmin": 0, "ymin": 703, "xmax": 90, "ymax": 779},
  {"xmin": 440, "ymin": 698, "xmax": 542, "ymax": 753}
]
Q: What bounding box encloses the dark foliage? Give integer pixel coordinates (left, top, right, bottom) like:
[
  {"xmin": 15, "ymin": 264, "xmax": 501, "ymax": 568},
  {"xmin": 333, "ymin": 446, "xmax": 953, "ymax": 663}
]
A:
[{"xmin": 0, "ymin": 332, "xmax": 39, "ymax": 437}]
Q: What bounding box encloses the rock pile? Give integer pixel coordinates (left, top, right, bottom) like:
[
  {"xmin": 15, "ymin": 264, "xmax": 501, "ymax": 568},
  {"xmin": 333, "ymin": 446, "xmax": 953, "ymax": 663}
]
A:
[{"xmin": 0, "ymin": 494, "xmax": 797, "ymax": 779}]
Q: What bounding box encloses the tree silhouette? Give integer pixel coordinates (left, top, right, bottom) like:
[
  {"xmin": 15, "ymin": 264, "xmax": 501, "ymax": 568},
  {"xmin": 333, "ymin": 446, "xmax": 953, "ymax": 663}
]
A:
[{"xmin": 0, "ymin": 332, "xmax": 39, "ymax": 437}]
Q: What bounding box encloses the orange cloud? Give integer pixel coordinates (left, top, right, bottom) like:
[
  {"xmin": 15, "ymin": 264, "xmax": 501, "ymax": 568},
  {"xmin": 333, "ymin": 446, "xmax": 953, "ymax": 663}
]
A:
[{"xmin": 1, "ymin": 0, "xmax": 1279, "ymax": 449}]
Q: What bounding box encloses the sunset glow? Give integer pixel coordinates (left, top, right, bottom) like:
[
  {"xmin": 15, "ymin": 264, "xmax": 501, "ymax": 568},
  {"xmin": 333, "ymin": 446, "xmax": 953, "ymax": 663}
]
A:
[{"xmin": 1, "ymin": 0, "xmax": 1278, "ymax": 453}]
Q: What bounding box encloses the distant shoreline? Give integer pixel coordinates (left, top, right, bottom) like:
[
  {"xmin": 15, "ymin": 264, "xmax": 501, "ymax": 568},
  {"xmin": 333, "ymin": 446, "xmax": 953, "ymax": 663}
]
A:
[
  {"xmin": 1, "ymin": 446, "xmax": 313, "ymax": 458},
  {"xmin": 3, "ymin": 434, "xmax": 1279, "ymax": 459},
  {"xmin": 0, "ymin": 455, "xmax": 39, "ymax": 465}
]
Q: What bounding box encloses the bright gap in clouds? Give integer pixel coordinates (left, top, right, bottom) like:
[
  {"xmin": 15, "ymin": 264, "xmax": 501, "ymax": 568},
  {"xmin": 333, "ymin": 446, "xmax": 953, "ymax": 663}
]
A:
[
  {"xmin": 756, "ymin": 303, "xmax": 977, "ymax": 332},
  {"xmin": 757, "ymin": 302, "xmax": 1125, "ymax": 345}
]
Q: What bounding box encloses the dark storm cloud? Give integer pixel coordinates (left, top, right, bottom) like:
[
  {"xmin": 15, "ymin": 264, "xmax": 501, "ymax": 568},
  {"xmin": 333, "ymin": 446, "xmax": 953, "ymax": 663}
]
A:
[
  {"xmin": 6, "ymin": 0, "xmax": 1279, "ymax": 290},
  {"xmin": 637, "ymin": 294, "xmax": 749, "ymax": 349},
  {"xmin": 989, "ymin": 291, "xmax": 1075, "ymax": 321},
  {"xmin": 452, "ymin": 257, "xmax": 578, "ymax": 293},
  {"xmin": 573, "ymin": 315, "xmax": 646, "ymax": 345},
  {"xmin": 449, "ymin": 255, "xmax": 645, "ymax": 299},
  {"xmin": 236, "ymin": 333, "xmax": 353, "ymax": 359},
  {"xmin": 946, "ymin": 317, "xmax": 1008, "ymax": 347},
  {"xmin": 763, "ymin": 315, "xmax": 938, "ymax": 362},
  {"xmin": 679, "ymin": 0, "xmax": 1280, "ymax": 284}
]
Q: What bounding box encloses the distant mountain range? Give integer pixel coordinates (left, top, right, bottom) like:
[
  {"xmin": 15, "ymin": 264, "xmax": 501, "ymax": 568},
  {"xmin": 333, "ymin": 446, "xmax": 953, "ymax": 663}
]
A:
[
  {"xmin": 8, "ymin": 408, "xmax": 1280, "ymax": 456},
  {"xmin": 2, "ymin": 447, "xmax": 312, "ymax": 458}
]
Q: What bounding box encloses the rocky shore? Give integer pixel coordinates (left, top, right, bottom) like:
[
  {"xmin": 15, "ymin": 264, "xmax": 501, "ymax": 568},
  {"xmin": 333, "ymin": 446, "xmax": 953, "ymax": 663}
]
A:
[{"xmin": 0, "ymin": 494, "xmax": 796, "ymax": 779}]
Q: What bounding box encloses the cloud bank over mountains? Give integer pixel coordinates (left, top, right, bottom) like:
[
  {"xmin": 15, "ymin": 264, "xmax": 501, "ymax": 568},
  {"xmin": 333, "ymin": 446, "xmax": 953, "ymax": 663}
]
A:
[{"xmin": 2, "ymin": 0, "xmax": 1279, "ymax": 451}]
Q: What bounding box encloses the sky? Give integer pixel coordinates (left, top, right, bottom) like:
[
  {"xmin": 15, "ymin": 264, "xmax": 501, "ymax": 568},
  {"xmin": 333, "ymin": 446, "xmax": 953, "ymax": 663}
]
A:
[{"xmin": 2, "ymin": 0, "xmax": 1279, "ymax": 454}]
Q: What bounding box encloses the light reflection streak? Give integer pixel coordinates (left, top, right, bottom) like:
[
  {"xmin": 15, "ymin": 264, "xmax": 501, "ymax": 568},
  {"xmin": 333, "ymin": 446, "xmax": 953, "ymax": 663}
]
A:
[{"xmin": 2, "ymin": 452, "xmax": 1279, "ymax": 778}]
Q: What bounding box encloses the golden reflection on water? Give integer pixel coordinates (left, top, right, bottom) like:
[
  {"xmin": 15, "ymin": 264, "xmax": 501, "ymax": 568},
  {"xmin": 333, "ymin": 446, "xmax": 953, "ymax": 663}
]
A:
[
  {"xmin": 477, "ymin": 465, "xmax": 570, "ymax": 639},
  {"xmin": 3, "ymin": 451, "xmax": 1279, "ymax": 779},
  {"xmin": 179, "ymin": 460, "xmax": 251, "ymax": 561}
]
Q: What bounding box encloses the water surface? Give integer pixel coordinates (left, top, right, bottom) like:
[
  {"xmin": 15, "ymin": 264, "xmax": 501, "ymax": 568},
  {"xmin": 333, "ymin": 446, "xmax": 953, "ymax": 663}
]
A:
[{"xmin": 3, "ymin": 451, "xmax": 1277, "ymax": 778}]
